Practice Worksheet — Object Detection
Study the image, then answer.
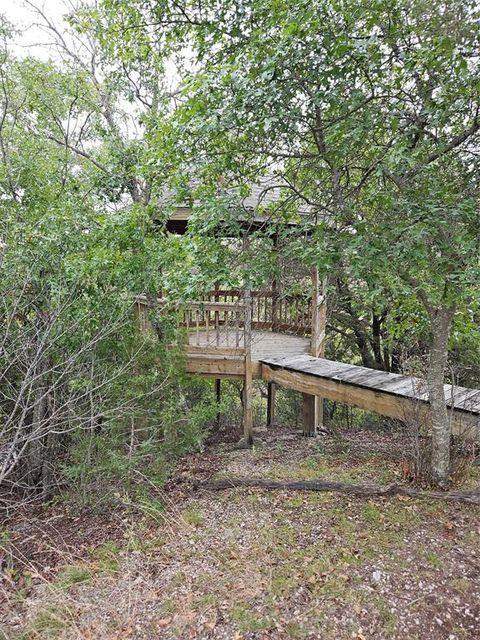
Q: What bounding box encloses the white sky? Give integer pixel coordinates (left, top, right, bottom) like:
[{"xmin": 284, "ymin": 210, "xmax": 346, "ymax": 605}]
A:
[
  {"xmin": 2, "ymin": 0, "xmax": 75, "ymax": 59},
  {"xmin": 2, "ymin": 1, "xmax": 181, "ymax": 89}
]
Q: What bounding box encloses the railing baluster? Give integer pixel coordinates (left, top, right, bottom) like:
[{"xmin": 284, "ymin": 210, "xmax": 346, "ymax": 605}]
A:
[
  {"xmin": 174, "ymin": 289, "xmax": 313, "ymax": 340},
  {"xmin": 235, "ymin": 307, "xmax": 240, "ymax": 347}
]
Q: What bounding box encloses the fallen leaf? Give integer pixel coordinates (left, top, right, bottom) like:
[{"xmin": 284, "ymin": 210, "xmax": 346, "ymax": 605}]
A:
[{"xmin": 158, "ymin": 617, "xmax": 173, "ymax": 627}]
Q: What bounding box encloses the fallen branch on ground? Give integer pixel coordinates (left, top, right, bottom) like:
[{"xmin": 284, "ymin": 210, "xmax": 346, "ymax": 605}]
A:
[{"xmin": 199, "ymin": 478, "xmax": 480, "ymax": 505}]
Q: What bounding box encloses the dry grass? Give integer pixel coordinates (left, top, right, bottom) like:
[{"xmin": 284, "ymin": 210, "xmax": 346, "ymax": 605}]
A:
[{"xmin": 2, "ymin": 428, "xmax": 480, "ymax": 639}]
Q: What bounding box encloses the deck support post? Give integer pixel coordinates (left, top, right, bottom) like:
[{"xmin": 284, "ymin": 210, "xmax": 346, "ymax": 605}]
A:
[
  {"xmin": 215, "ymin": 378, "xmax": 221, "ymax": 426},
  {"xmin": 271, "ymin": 233, "xmax": 279, "ymax": 332},
  {"xmin": 309, "ymin": 269, "xmax": 327, "ymax": 433},
  {"xmin": 267, "ymin": 382, "xmax": 276, "ymax": 427},
  {"xmin": 302, "ymin": 393, "xmax": 315, "ymax": 436},
  {"xmin": 242, "ymin": 237, "xmax": 254, "ymax": 445}
]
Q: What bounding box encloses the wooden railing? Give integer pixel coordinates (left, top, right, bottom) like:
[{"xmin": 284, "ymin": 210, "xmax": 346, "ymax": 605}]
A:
[
  {"xmin": 202, "ymin": 289, "xmax": 312, "ymax": 336},
  {"xmin": 135, "ymin": 287, "xmax": 313, "ymax": 356},
  {"xmin": 179, "ymin": 300, "xmax": 246, "ymax": 353},
  {"xmin": 136, "ymin": 274, "xmax": 326, "ymax": 442}
]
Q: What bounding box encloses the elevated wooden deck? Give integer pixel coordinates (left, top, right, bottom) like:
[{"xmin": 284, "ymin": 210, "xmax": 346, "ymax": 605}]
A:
[
  {"xmin": 261, "ymin": 355, "xmax": 480, "ymax": 438},
  {"xmin": 137, "ymin": 284, "xmax": 480, "ymax": 442},
  {"xmin": 135, "ymin": 282, "xmax": 325, "ymax": 443}
]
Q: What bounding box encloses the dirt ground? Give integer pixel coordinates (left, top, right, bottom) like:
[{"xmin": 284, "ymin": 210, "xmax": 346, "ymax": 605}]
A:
[{"xmin": 1, "ymin": 426, "xmax": 480, "ymax": 639}]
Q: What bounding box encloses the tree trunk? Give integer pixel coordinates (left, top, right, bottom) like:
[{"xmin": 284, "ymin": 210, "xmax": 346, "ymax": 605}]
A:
[
  {"xmin": 26, "ymin": 357, "xmax": 49, "ymax": 487},
  {"xmin": 371, "ymin": 312, "xmax": 385, "ymax": 370},
  {"xmin": 427, "ymin": 306, "xmax": 455, "ymax": 486}
]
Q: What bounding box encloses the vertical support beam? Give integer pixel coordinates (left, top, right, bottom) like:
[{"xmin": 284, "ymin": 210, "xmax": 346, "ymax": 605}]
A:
[
  {"xmin": 271, "ymin": 233, "xmax": 279, "ymax": 332},
  {"xmin": 215, "ymin": 282, "xmax": 220, "ymax": 347},
  {"xmin": 243, "ymin": 236, "xmax": 253, "ymax": 445},
  {"xmin": 215, "ymin": 378, "xmax": 221, "ymax": 427},
  {"xmin": 302, "ymin": 393, "xmax": 315, "ymax": 436},
  {"xmin": 133, "ymin": 297, "xmax": 151, "ymax": 440},
  {"xmin": 310, "ymin": 269, "xmax": 327, "ymax": 432},
  {"xmin": 267, "ymin": 382, "xmax": 276, "ymax": 427},
  {"xmin": 134, "ymin": 298, "xmax": 150, "ymax": 335}
]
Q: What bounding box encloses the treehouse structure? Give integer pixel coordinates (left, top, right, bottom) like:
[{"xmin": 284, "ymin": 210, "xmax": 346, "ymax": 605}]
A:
[
  {"xmin": 137, "ymin": 180, "xmax": 327, "ymax": 444},
  {"xmin": 137, "ymin": 181, "xmax": 480, "ymax": 444}
]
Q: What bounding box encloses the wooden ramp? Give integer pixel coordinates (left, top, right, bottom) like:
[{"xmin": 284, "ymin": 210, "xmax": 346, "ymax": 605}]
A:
[{"xmin": 261, "ymin": 355, "xmax": 480, "ymax": 439}]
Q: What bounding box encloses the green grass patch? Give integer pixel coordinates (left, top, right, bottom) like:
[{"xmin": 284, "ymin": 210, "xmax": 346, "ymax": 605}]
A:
[
  {"xmin": 27, "ymin": 605, "xmax": 71, "ymax": 637},
  {"xmin": 284, "ymin": 620, "xmax": 310, "ymax": 638},
  {"xmin": 182, "ymin": 505, "xmax": 204, "ymax": 526},
  {"xmin": 91, "ymin": 541, "xmax": 121, "ymax": 574},
  {"xmin": 417, "ymin": 545, "xmax": 442, "ymax": 569},
  {"xmin": 285, "ymin": 495, "xmax": 305, "ymax": 508},
  {"xmin": 449, "ymin": 577, "xmax": 472, "ymax": 594},
  {"xmin": 229, "ymin": 603, "xmax": 275, "ymax": 633},
  {"xmin": 271, "ymin": 573, "xmax": 298, "ymax": 597},
  {"xmin": 362, "ymin": 501, "xmax": 383, "ymax": 526},
  {"xmin": 55, "ymin": 565, "xmax": 92, "ymax": 590}
]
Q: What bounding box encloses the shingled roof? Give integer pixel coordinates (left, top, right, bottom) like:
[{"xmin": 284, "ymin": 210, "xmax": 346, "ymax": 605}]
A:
[{"xmin": 161, "ymin": 175, "xmax": 311, "ymax": 234}]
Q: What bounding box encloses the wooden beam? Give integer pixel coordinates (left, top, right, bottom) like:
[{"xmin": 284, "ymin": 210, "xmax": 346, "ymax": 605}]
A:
[
  {"xmin": 186, "ymin": 357, "xmax": 245, "ymax": 377},
  {"xmin": 261, "ymin": 363, "xmax": 479, "ymax": 439},
  {"xmin": 303, "ymin": 393, "xmax": 315, "ymax": 436},
  {"xmin": 271, "ymin": 233, "xmax": 279, "ymax": 332},
  {"xmin": 134, "ymin": 300, "xmax": 151, "ymax": 335},
  {"xmin": 310, "ymin": 269, "xmax": 327, "ymax": 431},
  {"xmin": 267, "ymin": 382, "xmax": 276, "ymax": 427},
  {"xmin": 184, "ymin": 345, "xmax": 246, "ymax": 356},
  {"xmin": 215, "ymin": 379, "xmax": 221, "ymax": 427},
  {"xmin": 243, "ymin": 284, "xmax": 253, "ymax": 444},
  {"xmin": 186, "ymin": 357, "xmax": 262, "ymax": 379},
  {"xmin": 184, "ymin": 301, "xmax": 245, "ymax": 312}
]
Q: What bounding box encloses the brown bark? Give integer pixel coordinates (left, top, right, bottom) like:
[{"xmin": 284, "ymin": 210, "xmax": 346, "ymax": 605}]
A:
[
  {"xmin": 25, "ymin": 354, "xmax": 49, "ymax": 486},
  {"xmin": 199, "ymin": 478, "xmax": 480, "ymax": 505}
]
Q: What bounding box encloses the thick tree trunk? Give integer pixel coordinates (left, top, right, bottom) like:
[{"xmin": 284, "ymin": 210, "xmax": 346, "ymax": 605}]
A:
[
  {"xmin": 26, "ymin": 358, "xmax": 49, "ymax": 486},
  {"xmin": 427, "ymin": 306, "xmax": 455, "ymax": 486},
  {"xmin": 371, "ymin": 312, "xmax": 385, "ymax": 370}
]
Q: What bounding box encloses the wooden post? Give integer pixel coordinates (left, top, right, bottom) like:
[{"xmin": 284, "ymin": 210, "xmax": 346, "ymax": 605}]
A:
[
  {"xmin": 309, "ymin": 269, "xmax": 327, "ymax": 432},
  {"xmin": 242, "ymin": 235, "xmax": 254, "ymax": 445},
  {"xmin": 243, "ymin": 286, "xmax": 253, "ymax": 444},
  {"xmin": 271, "ymin": 233, "xmax": 279, "ymax": 332},
  {"xmin": 134, "ymin": 297, "xmax": 151, "ymax": 440},
  {"xmin": 215, "ymin": 378, "xmax": 221, "ymax": 427},
  {"xmin": 267, "ymin": 382, "xmax": 276, "ymax": 427},
  {"xmin": 302, "ymin": 393, "xmax": 315, "ymax": 436}
]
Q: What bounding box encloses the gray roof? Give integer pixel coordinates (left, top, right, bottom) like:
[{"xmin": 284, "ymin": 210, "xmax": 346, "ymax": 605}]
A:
[
  {"xmin": 161, "ymin": 175, "xmax": 311, "ymax": 218},
  {"xmin": 238, "ymin": 176, "xmax": 285, "ymax": 210}
]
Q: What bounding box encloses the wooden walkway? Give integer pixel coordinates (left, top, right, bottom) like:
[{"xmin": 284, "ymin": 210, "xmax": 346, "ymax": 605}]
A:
[{"xmin": 261, "ymin": 355, "xmax": 480, "ymax": 438}]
